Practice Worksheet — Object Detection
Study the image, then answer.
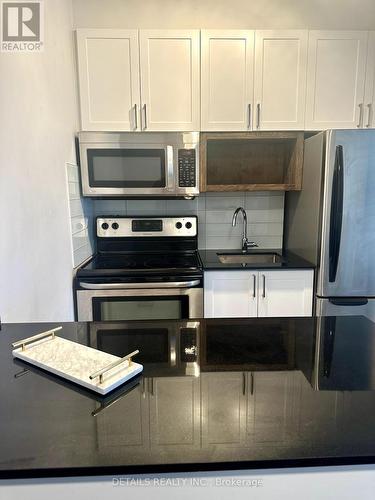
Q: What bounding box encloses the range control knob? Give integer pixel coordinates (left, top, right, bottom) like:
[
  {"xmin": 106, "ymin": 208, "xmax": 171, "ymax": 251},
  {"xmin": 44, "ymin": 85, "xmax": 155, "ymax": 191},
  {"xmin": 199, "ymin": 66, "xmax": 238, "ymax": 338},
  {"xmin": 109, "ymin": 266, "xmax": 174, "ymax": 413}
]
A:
[
  {"xmin": 112, "ymin": 222, "xmax": 119, "ymax": 230},
  {"xmin": 101, "ymin": 222, "xmax": 109, "ymax": 230},
  {"xmin": 185, "ymin": 222, "xmax": 192, "ymax": 229},
  {"xmin": 175, "ymin": 222, "xmax": 183, "ymax": 229}
]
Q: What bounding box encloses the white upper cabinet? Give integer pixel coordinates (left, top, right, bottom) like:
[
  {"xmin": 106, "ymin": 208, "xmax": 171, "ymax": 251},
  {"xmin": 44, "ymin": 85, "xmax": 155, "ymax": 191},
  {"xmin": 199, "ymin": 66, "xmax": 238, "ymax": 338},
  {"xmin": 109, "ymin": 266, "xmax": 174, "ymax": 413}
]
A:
[
  {"xmin": 76, "ymin": 29, "xmax": 140, "ymax": 131},
  {"xmin": 305, "ymin": 31, "xmax": 369, "ymax": 130},
  {"xmin": 201, "ymin": 30, "xmax": 255, "ymax": 131},
  {"xmin": 257, "ymin": 270, "xmax": 314, "ymax": 317},
  {"xmin": 364, "ymin": 31, "xmax": 375, "ymax": 128},
  {"xmin": 139, "ymin": 30, "xmax": 200, "ymax": 131},
  {"xmin": 254, "ymin": 30, "xmax": 308, "ymax": 130}
]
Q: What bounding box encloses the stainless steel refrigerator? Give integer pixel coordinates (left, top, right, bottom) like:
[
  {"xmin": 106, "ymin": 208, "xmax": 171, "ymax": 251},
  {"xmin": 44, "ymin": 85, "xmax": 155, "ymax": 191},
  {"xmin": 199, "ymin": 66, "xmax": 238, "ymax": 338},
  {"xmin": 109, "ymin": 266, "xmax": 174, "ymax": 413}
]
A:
[{"xmin": 285, "ymin": 129, "xmax": 375, "ymax": 321}]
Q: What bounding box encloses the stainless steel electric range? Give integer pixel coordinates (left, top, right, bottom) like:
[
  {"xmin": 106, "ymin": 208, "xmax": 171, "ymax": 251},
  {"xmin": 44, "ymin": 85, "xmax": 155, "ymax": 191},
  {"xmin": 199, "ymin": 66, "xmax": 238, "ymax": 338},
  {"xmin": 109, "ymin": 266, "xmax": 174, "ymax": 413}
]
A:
[{"xmin": 74, "ymin": 216, "xmax": 203, "ymax": 322}]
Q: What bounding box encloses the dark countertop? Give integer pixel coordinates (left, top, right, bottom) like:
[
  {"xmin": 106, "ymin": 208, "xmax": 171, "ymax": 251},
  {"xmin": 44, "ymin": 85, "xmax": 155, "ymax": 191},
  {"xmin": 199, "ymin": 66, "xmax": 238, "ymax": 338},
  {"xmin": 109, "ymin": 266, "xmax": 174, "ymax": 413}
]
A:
[
  {"xmin": 1, "ymin": 316, "xmax": 375, "ymax": 479},
  {"xmin": 199, "ymin": 249, "xmax": 315, "ymax": 270}
]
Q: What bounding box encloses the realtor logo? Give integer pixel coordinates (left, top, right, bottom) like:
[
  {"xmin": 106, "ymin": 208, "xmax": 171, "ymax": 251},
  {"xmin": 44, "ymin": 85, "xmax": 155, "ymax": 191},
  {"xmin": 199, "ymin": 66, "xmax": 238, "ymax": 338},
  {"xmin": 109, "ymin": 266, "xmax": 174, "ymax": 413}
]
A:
[{"xmin": 1, "ymin": 1, "xmax": 44, "ymax": 51}]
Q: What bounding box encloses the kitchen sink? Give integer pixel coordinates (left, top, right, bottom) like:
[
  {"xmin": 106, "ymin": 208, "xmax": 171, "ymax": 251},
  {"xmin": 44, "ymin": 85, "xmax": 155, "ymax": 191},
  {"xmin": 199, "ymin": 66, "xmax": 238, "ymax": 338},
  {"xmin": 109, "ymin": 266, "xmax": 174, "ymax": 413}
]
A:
[{"xmin": 217, "ymin": 252, "xmax": 284, "ymax": 265}]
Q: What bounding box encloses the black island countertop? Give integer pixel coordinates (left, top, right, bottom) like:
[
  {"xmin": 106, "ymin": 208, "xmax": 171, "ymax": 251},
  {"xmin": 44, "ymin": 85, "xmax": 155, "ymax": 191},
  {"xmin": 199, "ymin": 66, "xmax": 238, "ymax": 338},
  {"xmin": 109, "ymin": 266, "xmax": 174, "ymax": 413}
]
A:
[
  {"xmin": 199, "ymin": 249, "xmax": 315, "ymax": 270},
  {"xmin": 1, "ymin": 316, "xmax": 375, "ymax": 479}
]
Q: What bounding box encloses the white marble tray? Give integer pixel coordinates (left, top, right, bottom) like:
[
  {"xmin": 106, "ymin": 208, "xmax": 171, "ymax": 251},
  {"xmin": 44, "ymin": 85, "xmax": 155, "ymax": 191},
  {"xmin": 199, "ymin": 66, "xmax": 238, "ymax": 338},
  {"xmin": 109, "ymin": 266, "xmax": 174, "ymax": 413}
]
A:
[{"xmin": 12, "ymin": 335, "xmax": 143, "ymax": 395}]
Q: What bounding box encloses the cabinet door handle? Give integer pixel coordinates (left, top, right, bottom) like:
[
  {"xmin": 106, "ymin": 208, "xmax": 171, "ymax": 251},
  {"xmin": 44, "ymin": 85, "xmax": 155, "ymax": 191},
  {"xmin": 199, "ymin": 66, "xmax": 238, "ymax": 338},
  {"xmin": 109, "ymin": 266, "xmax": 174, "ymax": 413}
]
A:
[
  {"xmin": 134, "ymin": 104, "xmax": 138, "ymax": 130},
  {"xmin": 256, "ymin": 103, "xmax": 261, "ymax": 129},
  {"xmin": 252, "ymin": 274, "xmax": 256, "ymax": 298},
  {"xmin": 366, "ymin": 103, "xmax": 373, "ymax": 128},
  {"xmin": 357, "ymin": 103, "xmax": 364, "ymax": 128},
  {"xmin": 143, "ymin": 104, "xmax": 148, "ymax": 130},
  {"xmin": 262, "ymin": 274, "xmax": 266, "ymax": 298},
  {"xmin": 242, "ymin": 372, "xmax": 246, "ymax": 396},
  {"xmin": 250, "ymin": 373, "xmax": 254, "ymax": 396},
  {"xmin": 247, "ymin": 103, "xmax": 252, "ymax": 129}
]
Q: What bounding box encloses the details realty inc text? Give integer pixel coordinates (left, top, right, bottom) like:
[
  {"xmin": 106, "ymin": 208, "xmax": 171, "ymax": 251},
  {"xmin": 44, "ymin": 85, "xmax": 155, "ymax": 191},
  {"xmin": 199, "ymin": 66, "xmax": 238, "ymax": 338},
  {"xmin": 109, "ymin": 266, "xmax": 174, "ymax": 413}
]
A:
[{"xmin": 113, "ymin": 477, "xmax": 264, "ymax": 487}]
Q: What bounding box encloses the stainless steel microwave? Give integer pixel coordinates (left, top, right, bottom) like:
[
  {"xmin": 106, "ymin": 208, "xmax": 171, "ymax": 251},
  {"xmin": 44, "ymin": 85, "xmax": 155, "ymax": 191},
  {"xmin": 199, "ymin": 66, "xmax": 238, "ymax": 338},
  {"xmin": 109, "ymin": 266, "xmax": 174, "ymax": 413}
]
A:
[{"xmin": 78, "ymin": 132, "xmax": 199, "ymax": 198}]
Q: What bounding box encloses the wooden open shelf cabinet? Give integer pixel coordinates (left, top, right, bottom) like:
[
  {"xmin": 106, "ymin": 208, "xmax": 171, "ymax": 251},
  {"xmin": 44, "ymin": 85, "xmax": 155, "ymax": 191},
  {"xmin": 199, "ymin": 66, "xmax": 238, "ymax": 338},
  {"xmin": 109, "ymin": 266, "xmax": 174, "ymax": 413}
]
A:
[{"xmin": 200, "ymin": 132, "xmax": 304, "ymax": 192}]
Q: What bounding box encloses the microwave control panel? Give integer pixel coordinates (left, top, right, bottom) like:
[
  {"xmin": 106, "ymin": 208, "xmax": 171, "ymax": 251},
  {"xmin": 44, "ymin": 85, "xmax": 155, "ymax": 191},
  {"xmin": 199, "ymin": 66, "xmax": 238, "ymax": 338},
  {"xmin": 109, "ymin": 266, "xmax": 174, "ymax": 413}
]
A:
[{"xmin": 178, "ymin": 149, "xmax": 196, "ymax": 188}]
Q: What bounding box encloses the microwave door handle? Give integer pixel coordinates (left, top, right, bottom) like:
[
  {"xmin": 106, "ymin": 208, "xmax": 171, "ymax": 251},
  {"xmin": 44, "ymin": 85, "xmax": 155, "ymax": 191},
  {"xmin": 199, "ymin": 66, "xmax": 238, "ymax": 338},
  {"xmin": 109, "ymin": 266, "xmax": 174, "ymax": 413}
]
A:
[
  {"xmin": 166, "ymin": 145, "xmax": 174, "ymax": 189},
  {"xmin": 79, "ymin": 280, "xmax": 201, "ymax": 290}
]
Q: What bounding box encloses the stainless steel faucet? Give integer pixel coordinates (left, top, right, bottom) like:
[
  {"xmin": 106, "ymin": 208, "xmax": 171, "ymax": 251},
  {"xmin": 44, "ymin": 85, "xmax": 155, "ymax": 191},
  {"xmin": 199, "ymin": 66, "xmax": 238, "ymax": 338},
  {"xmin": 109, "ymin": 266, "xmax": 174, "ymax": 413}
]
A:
[{"xmin": 232, "ymin": 207, "xmax": 257, "ymax": 252}]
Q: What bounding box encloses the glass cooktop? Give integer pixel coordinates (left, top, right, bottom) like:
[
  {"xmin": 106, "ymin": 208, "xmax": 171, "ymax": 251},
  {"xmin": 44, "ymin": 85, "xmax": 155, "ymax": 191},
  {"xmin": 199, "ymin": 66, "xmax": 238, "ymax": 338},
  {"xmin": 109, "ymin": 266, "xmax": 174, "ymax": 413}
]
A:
[{"xmin": 77, "ymin": 252, "xmax": 202, "ymax": 276}]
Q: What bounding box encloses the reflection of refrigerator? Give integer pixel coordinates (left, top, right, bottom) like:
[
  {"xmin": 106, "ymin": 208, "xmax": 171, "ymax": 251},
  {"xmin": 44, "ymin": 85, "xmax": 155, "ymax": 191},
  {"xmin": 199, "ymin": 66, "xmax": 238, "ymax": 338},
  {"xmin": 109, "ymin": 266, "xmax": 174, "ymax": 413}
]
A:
[{"xmin": 285, "ymin": 130, "xmax": 375, "ymax": 321}]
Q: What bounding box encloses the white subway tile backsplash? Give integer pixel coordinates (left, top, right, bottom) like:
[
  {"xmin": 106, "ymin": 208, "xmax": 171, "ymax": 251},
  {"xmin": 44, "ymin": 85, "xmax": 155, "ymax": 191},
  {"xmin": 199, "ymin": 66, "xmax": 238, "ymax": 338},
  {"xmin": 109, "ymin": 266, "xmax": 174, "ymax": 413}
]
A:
[
  {"xmin": 66, "ymin": 163, "xmax": 94, "ymax": 268},
  {"xmin": 245, "ymin": 194, "xmax": 284, "ymax": 210},
  {"xmin": 127, "ymin": 200, "xmax": 166, "ymax": 214},
  {"xmin": 66, "ymin": 163, "xmax": 79, "ymax": 182},
  {"xmin": 206, "ymin": 195, "xmax": 245, "ymax": 211},
  {"xmin": 73, "ymin": 243, "xmax": 92, "ymax": 268},
  {"xmin": 94, "ymin": 200, "xmax": 127, "ymax": 215},
  {"xmin": 90, "ymin": 191, "xmax": 285, "ymax": 251},
  {"xmin": 68, "ymin": 181, "xmax": 80, "ymax": 199}
]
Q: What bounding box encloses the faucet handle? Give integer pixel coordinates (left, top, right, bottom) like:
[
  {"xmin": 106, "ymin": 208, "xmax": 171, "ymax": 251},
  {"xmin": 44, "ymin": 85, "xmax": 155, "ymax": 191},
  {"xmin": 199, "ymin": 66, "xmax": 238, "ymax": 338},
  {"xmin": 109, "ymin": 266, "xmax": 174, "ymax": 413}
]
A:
[{"xmin": 245, "ymin": 240, "xmax": 258, "ymax": 249}]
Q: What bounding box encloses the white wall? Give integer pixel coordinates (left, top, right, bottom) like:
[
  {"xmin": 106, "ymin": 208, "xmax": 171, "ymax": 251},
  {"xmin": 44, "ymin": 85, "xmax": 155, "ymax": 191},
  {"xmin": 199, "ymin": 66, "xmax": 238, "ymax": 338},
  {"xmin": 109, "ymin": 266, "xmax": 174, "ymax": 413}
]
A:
[
  {"xmin": 72, "ymin": 0, "xmax": 375, "ymax": 29},
  {"xmin": 0, "ymin": 0, "xmax": 79, "ymax": 322}
]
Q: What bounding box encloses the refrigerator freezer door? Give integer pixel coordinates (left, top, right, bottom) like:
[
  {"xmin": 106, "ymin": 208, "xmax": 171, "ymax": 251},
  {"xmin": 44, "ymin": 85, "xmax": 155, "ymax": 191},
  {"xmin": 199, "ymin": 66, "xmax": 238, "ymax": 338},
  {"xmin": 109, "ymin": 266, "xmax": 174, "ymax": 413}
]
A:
[
  {"xmin": 318, "ymin": 130, "xmax": 375, "ymax": 298},
  {"xmin": 316, "ymin": 297, "xmax": 375, "ymax": 322}
]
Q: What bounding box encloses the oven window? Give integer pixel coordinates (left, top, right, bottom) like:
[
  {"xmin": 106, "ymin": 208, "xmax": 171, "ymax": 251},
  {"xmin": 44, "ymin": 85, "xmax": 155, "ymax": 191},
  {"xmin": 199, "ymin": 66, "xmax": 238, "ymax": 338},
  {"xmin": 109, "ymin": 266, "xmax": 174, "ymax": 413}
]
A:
[
  {"xmin": 87, "ymin": 148, "xmax": 166, "ymax": 188},
  {"xmin": 92, "ymin": 296, "xmax": 189, "ymax": 321}
]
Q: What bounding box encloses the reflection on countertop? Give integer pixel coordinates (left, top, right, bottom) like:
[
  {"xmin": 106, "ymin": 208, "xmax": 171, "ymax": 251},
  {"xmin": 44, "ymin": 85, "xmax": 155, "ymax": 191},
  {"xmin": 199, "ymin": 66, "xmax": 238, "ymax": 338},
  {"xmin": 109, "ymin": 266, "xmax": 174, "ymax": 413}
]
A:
[{"xmin": 1, "ymin": 316, "xmax": 375, "ymax": 479}]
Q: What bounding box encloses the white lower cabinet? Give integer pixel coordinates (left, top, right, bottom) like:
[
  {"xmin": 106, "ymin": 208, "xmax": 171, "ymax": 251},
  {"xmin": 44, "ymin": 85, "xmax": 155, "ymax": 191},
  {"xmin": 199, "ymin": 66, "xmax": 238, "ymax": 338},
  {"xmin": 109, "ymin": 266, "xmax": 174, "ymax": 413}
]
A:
[
  {"xmin": 257, "ymin": 270, "xmax": 314, "ymax": 317},
  {"xmin": 204, "ymin": 271, "xmax": 258, "ymax": 318},
  {"xmin": 204, "ymin": 269, "xmax": 314, "ymax": 318}
]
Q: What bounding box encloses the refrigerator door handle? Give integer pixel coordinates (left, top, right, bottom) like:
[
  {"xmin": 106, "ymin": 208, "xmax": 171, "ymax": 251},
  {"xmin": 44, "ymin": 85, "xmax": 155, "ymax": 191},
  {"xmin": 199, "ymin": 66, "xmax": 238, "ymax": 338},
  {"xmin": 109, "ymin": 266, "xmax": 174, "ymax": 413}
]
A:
[
  {"xmin": 328, "ymin": 145, "xmax": 344, "ymax": 282},
  {"xmin": 329, "ymin": 298, "xmax": 369, "ymax": 306}
]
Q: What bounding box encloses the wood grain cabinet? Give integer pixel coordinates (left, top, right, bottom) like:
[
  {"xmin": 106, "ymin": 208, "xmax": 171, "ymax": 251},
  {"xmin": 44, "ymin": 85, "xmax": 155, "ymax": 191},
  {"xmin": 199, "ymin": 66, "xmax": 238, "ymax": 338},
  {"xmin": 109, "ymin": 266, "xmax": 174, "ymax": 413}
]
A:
[
  {"xmin": 76, "ymin": 29, "xmax": 200, "ymax": 132},
  {"xmin": 204, "ymin": 270, "xmax": 314, "ymax": 318},
  {"xmin": 200, "ymin": 131, "xmax": 304, "ymax": 192},
  {"xmin": 305, "ymin": 31, "xmax": 369, "ymax": 130}
]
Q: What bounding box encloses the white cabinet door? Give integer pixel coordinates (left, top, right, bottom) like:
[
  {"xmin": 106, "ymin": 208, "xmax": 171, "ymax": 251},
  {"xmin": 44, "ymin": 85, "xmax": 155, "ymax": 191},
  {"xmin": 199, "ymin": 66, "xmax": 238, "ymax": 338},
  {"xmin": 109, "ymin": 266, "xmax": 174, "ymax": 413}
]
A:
[
  {"xmin": 139, "ymin": 30, "xmax": 200, "ymax": 131},
  {"xmin": 257, "ymin": 270, "xmax": 313, "ymax": 317},
  {"xmin": 149, "ymin": 377, "xmax": 200, "ymax": 450},
  {"xmin": 201, "ymin": 372, "xmax": 247, "ymax": 446},
  {"xmin": 76, "ymin": 29, "xmax": 140, "ymax": 131},
  {"xmin": 204, "ymin": 271, "xmax": 258, "ymax": 318},
  {"xmin": 254, "ymin": 30, "xmax": 308, "ymax": 130},
  {"xmin": 305, "ymin": 31, "xmax": 368, "ymax": 130},
  {"xmin": 364, "ymin": 31, "xmax": 375, "ymax": 128},
  {"xmin": 201, "ymin": 30, "xmax": 254, "ymax": 131}
]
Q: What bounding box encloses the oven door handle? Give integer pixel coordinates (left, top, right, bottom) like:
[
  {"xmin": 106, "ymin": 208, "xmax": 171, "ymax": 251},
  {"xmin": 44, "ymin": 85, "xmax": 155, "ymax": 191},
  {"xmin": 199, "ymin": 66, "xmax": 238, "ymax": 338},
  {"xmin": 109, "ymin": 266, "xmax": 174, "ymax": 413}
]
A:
[{"xmin": 79, "ymin": 280, "xmax": 201, "ymax": 290}]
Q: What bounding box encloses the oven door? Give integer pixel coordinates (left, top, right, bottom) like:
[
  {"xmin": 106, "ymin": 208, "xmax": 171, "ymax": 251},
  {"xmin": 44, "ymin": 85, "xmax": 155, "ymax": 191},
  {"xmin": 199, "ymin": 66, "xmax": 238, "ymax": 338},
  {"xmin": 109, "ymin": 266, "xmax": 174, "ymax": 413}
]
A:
[
  {"xmin": 76, "ymin": 283, "xmax": 203, "ymax": 322},
  {"xmin": 79, "ymin": 142, "xmax": 174, "ymax": 197}
]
